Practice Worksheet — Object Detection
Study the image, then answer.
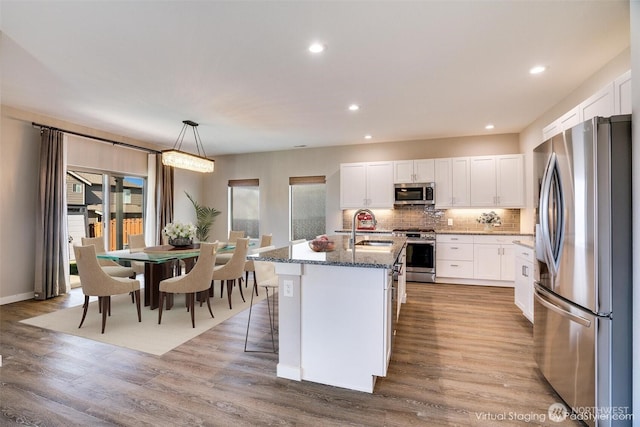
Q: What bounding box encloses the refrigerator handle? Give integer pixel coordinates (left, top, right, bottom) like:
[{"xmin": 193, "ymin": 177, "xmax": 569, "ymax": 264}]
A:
[
  {"xmin": 539, "ymin": 153, "xmax": 556, "ymax": 276},
  {"xmin": 538, "ymin": 152, "xmax": 563, "ymax": 277},
  {"xmin": 534, "ymin": 287, "xmax": 591, "ymax": 328}
]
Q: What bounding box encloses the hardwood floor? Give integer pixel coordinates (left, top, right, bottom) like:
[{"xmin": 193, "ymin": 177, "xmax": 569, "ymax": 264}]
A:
[{"xmin": 0, "ymin": 283, "xmax": 581, "ymax": 426}]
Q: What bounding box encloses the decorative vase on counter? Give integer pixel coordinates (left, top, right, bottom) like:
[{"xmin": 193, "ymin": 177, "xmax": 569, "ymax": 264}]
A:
[
  {"xmin": 168, "ymin": 237, "xmax": 193, "ymax": 247},
  {"xmin": 483, "ymin": 224, "xmax": 494, "ymax": 232}
]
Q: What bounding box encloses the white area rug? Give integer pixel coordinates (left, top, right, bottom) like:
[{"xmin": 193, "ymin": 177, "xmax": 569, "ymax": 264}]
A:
[{"xmin": 21, "ymin": 285, "xmax": 266, "ymax": 356}]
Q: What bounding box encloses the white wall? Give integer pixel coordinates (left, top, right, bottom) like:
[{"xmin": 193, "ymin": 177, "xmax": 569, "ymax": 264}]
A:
[{"xmin": 0, "ymin": 111, "xmax": 40, "ymax": 303}]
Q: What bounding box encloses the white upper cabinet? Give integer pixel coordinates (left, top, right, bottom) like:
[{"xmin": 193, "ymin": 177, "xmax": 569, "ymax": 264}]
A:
[
  {"xmin": 496, "ymin": 155, "xmax": 525, "ymax": 207},
  {"xmin": 340, "ymin": 161, "xmax": 394, "ymax": 209},
  {"xmin": 469, "ymin": 157, "xmax": 496, "ymax": 206},
  {"xmin": 542, "ymin": 70, "xmax": 631, "ymax": 141},
  {"xmin": 435, "ymin": 157, "xmax": 469, "ymax": 208},
  {"xmin": 393, "ymin": 159, "xmax": 435, "ymax": 183},
  {"xmin": 614, "ymin": 70, "xmax": 632, "ymax": 115},
  {"xmin": 580, "ymin": 82, "xmax": 614, "ymax": 122},
  {"xmin": 542, "ymin": 106, "xmax": 580, "ymax": 141},
  {"xmin": 469, "ymin": 154, "xmax": 525, "ymax": 208},
  {"xmin": 542, "ymin": 121, "xmax": 561, "ymax": 142}
]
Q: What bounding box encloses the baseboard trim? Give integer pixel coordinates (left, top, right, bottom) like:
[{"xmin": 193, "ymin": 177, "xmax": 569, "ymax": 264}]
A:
[{"xmin": 0, "ymin": 292, "xmax": 35, "ymax": 306}]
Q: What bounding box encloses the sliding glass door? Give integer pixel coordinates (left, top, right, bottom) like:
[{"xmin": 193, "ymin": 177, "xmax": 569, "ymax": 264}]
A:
[{"xmin": 67, "ymin": 169, "xmax": 146, "ymax": 252}]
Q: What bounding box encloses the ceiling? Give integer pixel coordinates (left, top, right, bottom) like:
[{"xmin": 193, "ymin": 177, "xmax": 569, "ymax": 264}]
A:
[{"xmin": 0, "ymin": 1, "xmax": 630, "ymax": 156}]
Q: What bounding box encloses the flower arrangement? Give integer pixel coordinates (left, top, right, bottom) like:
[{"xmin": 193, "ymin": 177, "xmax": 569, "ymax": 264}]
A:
[
  {"xmin": 476, "ymin": 211, "xmax": 502, "ymax": 226},
  {"xmin": 163, "ymin": 221, "xmax": 196, "ymax": 246}
]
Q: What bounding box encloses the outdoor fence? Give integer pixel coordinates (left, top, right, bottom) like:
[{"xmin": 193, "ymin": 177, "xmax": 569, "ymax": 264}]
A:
[{"xmin": 90, "ymin": 218, "xmax": 144, "ymax": 250}]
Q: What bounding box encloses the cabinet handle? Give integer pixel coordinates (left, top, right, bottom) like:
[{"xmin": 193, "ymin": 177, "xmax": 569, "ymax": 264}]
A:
[
  {"xmin": 451, "ymin": 264, "xmax": 459, "ymax": 267},
  {"xmin": 451, "ymin": 238, "xmax": 458, "ymax": 241},
  {"xmin": 524, "ymin": 265, "xmax": 529, "ymax": 277},
  {"xmin": 451, "ymin": 247, "xmax": 459, "ymax": 250},
  {"xmin": 522, "ymin": 265, "xmax": 526, "ymax": 276}
]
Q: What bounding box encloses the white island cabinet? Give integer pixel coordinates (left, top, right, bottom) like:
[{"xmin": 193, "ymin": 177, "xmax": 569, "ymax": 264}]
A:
[{"xmin": 253, "ymin": 236, "xmax": 407, "ymax": 393}]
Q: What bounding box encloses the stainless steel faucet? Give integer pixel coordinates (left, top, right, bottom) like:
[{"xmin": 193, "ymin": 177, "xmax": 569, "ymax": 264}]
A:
[{"xmin": 351, "ymin": 208, "xmax": 377, "ymax": 248}]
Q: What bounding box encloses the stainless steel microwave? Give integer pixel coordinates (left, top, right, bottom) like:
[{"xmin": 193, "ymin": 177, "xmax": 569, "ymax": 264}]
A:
[{"xmin": 394, "ymin": 182, "xmax": 435, "ymax": 205}]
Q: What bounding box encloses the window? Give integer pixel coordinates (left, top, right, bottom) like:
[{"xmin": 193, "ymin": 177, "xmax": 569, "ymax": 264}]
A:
[
  {"xmin": 67, "ymin": 169, "xmax": 145, "ymax": 251},
  {"xmin": 289, "ymin": 176, "xmax": 326, "ymax": 241},
  {"xmin": 72, "ymin": 183, "xmax": 83, "ymax": 193},
  {"xmin": 123, "ymin": 188, "xmax": 132, "ymax": 204},
  {"xmin": 229, "ymin": 179, "xmax": 260, "ymax": 238}
]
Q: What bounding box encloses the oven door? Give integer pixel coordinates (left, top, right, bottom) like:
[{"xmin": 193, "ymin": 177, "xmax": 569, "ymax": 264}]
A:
[{"xmin": 405, "ymin": 240, "xmax": 435, "ymax": 282}]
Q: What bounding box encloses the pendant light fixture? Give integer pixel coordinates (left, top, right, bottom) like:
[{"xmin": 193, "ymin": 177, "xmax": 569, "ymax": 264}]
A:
[{"xmin": 161, "ymin": 120, "xmax": 214, "ymax": 173}]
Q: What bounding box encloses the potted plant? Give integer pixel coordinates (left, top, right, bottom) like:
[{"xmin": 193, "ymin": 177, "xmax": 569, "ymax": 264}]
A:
[{"xmin": 185, "ymin": 191, "xmax": 221, "ymax": 242}]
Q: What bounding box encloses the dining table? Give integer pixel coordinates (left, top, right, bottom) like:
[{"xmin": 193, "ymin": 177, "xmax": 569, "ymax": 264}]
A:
[
  {"xmin": 97, "ymin": 244, "xmax": 200, "ymax": 310},
  {"xmin": 96, "ymin": 242, "xmax": 252, "ymax": 310}
]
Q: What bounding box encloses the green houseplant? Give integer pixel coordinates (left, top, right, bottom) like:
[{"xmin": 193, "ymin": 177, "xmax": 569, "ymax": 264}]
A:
[{"xmin": 185, "ymin": 191, "xmax": 221, "ymax": 242}]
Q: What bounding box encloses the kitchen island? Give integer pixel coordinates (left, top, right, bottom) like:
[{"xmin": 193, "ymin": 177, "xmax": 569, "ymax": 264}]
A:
[{"xmin": 252, "ymin": 235, "xmax": 407, "ymax": 393}]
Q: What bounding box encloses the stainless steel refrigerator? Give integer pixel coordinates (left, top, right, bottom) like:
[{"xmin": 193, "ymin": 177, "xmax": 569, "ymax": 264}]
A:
[{"xmin": 533, "ymin": 115, "xmax": 632, "ymax": 427}]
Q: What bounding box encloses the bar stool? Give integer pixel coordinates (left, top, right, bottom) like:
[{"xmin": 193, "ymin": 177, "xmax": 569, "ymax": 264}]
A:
[{"xmin": 244, "ymin": 258, "xmax": 278, "ymax": 353}]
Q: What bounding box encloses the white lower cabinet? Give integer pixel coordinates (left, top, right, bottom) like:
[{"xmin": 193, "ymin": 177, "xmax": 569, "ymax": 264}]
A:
[
  {"xmin": 514, "ymin": 245, "xmax": 534, "ymax": 323},
  {"xmin": 437, "ymin": 233, "xmax": 525, "ymax": 287},
  {"xmin": 473, "ymin": 235, "xmax": 515, "ymax": 282},
  {"xmin": 436, "ymin": 234, "xmax": 474, "ymax": 279}
]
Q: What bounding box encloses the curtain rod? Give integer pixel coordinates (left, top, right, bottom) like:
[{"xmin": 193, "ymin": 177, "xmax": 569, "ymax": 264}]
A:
[{"xmin": 32, "ymin": 122, "xmax": 161, "ymax": 154}]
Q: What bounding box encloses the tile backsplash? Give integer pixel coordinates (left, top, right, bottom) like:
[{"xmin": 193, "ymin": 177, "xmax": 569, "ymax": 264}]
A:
[{"xmin": 342, "ymin": 207, "xmax": 520, "ymax": 233}]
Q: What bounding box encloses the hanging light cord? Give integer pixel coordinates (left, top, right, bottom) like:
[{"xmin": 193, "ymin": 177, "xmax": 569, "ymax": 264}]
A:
[{"xmin": 172, "ymin": 120, "xmax": 208, "ymax": 158}]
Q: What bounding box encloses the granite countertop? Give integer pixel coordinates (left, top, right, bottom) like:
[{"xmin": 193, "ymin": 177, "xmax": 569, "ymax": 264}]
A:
[
  {"xmin": 512, "ymin": 239, "xmax": 535, "ymax": 249},
  {"xmin": 334, "ymin": 229, "xmax": 394, "ymax": 234},
  {"xmin": 252, "ymin": 235, "xmax": 407, "ymax": 269}
]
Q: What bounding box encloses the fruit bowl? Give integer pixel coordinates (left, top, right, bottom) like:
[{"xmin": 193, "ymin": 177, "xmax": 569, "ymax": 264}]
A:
[{"xmin": 309, "ymin": 236, "xmax": 336, "ymax": 252}]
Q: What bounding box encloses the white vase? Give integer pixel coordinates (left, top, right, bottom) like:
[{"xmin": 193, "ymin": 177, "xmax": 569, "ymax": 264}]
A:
[{"xmin": 483, "ymin": 224, "xmax": 494, "ymax": 232}]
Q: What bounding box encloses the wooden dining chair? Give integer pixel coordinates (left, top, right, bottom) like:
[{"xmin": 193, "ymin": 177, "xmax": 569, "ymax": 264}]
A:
[
  {"xmin": 81, "ymin": 236, "xmax": 136, "ymax": 279},
  {"xmin": 211, "ymin": 238, "xmax": 249, "ymax": 309},
  {"xmin": 158, "ymin": 242, "xmax": 218, "ymax": 328},
  {"xmin": 228, "ymin": 230, "xmax": 245, "ymax": 243},
  {"xmin": 127, "ymin": 233, "xmax": 146, "ymax": 276},
  {"xmin": 74, "ymin": 245, "xmax": 141, "ymax": 334}
]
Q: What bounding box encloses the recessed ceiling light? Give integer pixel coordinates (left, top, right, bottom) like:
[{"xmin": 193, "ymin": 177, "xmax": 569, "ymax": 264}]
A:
[
  {"xmin": 529, "ymin": 65, "xmax": 547, "ymax": 75},
  {"xmin": 308, "ymin": 43, "xmax": 325, "ymax": 54},
  {"xmin": 364, "ymin": 135, "xmax": 372, "ymax": 140},
  {"xmin": 348, "ymin": 104, "xmax": 360, "ymax": 111},
  {"xmin": 485, "ymin": 124, "xmax": 495, "ymax": 130}
]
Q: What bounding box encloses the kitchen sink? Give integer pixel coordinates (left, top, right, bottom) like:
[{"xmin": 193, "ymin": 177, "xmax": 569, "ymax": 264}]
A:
[{"xmin": 355, "ymin": 240, "xmax": 394, "ymax": 247}]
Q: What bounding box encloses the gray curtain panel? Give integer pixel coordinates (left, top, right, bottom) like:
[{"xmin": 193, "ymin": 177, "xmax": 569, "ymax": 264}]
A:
[
  {"xmin": 34, "ymin": 128, "xmax": 70, "ymax": 299},
  {"xmin": 155, "ymin": 154, "xmax": 174, "ymax": 244}
]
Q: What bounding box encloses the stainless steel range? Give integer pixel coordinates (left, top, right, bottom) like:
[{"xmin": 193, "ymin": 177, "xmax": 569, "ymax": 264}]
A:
[{"xmin": 392, "ymin": 228, "xmax": 436, "ymax": 283}]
